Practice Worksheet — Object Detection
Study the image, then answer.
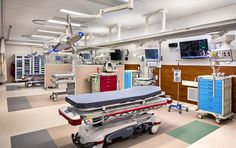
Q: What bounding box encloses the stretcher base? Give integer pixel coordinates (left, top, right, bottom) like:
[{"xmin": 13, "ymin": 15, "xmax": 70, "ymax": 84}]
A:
[{"xmin": 72, "ymin": 113, "xmax": 161, "ymax": 148}]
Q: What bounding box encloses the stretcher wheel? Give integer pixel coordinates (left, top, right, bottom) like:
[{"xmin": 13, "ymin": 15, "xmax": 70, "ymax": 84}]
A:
[
  {"xmin": 168, "ymin": 108, "xmax": 171, "ymax": 112},
  {"xmin": 72, "ymin": 133, "xmax": 80, "ymax": 145},
  {"xmin": 92, "ymin": 144, "xmax": 104, "ymax": 148},
  {"xmin": 197, "ymin": 113, "xmax": 203, "ymax": 119},
  {"xmin": 179, "ymin": 110, "xmax": 182, "ymax": 114},
  {"xmin": 50, "ymin": 94, "xmax": 57, "ymax": 101},
  {"xmin": 27, "ymin": 83, "xmax": 33, "ymax": 87},
  {"xmin": 216, "ymin": 118, "xmax": 221, "ymax": 124},
  {"xmin": 150, "ymin": 125, "xmax": 159, "ymax": 134},
  {"xmin": 185, "ymin": 108, "xmax": 189, "ymax": 112}
]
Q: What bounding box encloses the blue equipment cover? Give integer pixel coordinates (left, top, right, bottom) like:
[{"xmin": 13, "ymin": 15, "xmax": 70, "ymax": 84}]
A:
[{"xmin": 66, "ymin": 86, "xmax": 162, "ymax": 109}]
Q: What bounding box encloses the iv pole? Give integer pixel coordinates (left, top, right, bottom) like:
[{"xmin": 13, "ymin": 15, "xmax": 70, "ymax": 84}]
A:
[{"xmin": 168, "ymin": 60, "xmax": 189, "ymax": 114}]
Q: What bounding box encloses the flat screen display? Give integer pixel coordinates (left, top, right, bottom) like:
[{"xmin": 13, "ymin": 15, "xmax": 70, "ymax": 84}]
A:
[
  {"xmin": 110, "ymin": 50, "xmax": 122, "ymax": 60},
  {"xmin": 82, "ymin": 53, "xmax": 91, "ymax": 60},
  {"xmin": 180, "ymin": 39, "xmax": 208, "ymax": 59},
  {"xmin": 145, "ymin": 49, "xmax": 158, "ymax": 60}
]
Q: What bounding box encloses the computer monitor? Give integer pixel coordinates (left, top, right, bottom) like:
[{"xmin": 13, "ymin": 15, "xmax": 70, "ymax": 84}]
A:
[
  {"xmin": 110, "ymin": 50, "xmax": 122, "ymax": 61},
  {"xmin": 82, "ymin": 53, "xmax": 91, "ymax": 60},
  {"xmin": 180, "ymin": 39, "xmax": 208, "ymax": 59},
  {"xmin": 145, "ymin": 49, "xmax": 158, "ymax": 61}
]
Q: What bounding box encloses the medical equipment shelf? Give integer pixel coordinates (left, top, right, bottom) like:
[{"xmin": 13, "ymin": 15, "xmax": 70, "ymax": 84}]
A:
[
  {"xmin": 14, "ymin": 54, "xmax": 45, "ymax": 82},
  {"xmin": 32, "ymin": 56, "xmax": 44, "ymax": 74},
  {"xmin": 197, "ymin": 75, "xmax": 233, "ymax": 124},
  {"xmin": 15, "ymin": 55, "xmax": 32, "ymax": 81}
]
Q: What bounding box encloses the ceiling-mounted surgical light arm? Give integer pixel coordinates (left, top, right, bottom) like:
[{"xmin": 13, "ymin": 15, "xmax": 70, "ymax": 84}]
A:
[
  {"xmin": 99, "ymin": 0, "xmax": 134, "ymax": 14},
  {"xmin": 60, "ymin": 0, "xmax": 134, "ymax": 19},
  {"xmin": 143, "ymin": 8, "xmax": 167, "ymax": 32}
]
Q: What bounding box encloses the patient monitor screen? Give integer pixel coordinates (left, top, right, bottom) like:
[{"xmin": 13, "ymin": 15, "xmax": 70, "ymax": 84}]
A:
[
  {"xmin": 82, "ymin": 53, "xmax": 91, "ymax": 60},
  {"xmin": 180, "ymin": 39, "xmax": 208, "ymax": 59},
  {"xmin": 145, "ymin": 49, "xmax": 158, "ymax": 60}
]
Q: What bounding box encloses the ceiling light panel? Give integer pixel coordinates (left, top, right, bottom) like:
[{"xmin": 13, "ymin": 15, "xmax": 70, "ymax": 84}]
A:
[
  {"xmin": 37, "ymin": 29, "xmax": 64, "ymax": 35},
  {"xmin": 31, "ymin": 35, "xmax": 55, "ymax": 39},
  {"xmin": 48, "ymin": 19, "xmax": 81, "ymax": 27},
  {"xmin": 60, "ymin": 9, "xmax": 88, "ymax": 16}
]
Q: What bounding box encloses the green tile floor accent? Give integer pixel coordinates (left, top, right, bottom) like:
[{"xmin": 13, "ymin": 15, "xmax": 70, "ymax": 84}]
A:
[{"xmin": 168, "ymin": 120, "xmax": 219, "ymax": 144}]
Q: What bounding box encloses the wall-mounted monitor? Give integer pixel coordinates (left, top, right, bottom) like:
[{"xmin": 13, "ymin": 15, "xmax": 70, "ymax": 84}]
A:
[
  {"xmin": 82, "ymin": 53, "xmax": 91, "ymax": 60},
  {"xmin": 180, "ymin": 39, "xmax": 208, "ymax": 59},
  {"xmin": 145, "ymin": 49, "xmax": 158, "ymax": 61},
  {"xmin": 110, "ymin": 49, "xmax": 122, "ymax": 61}
]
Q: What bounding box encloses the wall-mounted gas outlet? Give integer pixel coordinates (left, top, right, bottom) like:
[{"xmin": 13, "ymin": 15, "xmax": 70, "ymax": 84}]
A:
[{"xmin": 155, "ymin": 75, "xmax": 159, "ymax": 80}]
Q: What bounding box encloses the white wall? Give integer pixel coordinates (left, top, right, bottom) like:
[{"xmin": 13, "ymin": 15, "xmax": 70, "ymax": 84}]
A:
[
  {"xmin": 90, "ymin": 4, "xmax": 236, "ymax": 67},
  {"xmin": 90, "ymin": 4, "xmax": 236, "ymax": 44},
  {"xmin": 5, "ymin": 44, "xmax": 44, "ymax": 82}
]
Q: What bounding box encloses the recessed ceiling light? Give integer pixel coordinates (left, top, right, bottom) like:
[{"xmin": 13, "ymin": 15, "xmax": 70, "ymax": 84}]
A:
[
  {"xmin": 60, "ymin": 9, "xmax": 88, "ymax": 16},
  {"xmin": 60, "ymin": 9, "xmax": 102, "ymax": 19},
  {"xmin": 37, "ymin": 29, "xmax": 64, "ymax": 35},
  {"xmin": 31, "ymin": 35, "xmax": 55, "ymax": 39},
  {"xmin": 48, "ymin": 19, "xmax": 81, "ymax": 27}
]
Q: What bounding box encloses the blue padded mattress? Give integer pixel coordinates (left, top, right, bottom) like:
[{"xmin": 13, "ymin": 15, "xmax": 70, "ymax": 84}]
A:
[{"xmin": 66, "ymin": 86, "xmax": 162, "ymax": 109}]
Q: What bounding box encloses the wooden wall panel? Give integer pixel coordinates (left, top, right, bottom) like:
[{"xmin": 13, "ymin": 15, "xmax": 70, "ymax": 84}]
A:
[
  {"xmin": 124, "ymin": 64, "xmax": 140, "ymax": 70},
  {"xmin": 156, "ymin": 65, "xmax": 236, "ymax": 113}
]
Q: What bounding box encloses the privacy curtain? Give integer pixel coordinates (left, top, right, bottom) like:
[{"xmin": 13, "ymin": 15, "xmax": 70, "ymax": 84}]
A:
[{"xmin": 0, "ymin": 38, "xmax": 7, "ymax": 83}]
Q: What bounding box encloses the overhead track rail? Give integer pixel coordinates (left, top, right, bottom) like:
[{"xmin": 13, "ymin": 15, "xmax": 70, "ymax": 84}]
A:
[{"xmin": 91, "ymin": 19, "xmax": 236, "ymax": 47}]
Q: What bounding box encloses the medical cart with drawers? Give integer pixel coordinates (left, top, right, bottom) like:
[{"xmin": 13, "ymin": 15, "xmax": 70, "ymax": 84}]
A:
[
  {"xmin": 90, "ymin": 73, "xmax": 118, "ymax": 93},
  {"xmin": 197, "ymin": 75, "xmax": 233, "ymax": 124}
]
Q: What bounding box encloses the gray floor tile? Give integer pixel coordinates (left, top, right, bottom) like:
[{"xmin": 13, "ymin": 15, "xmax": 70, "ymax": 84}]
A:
[
  {"xmin": 5, "ymin": 85, "xmax": 19, "ymax": 91},
  {"xmin": 7, "ymin": 96, "xmax": 32, "ymax": 112},
  {"xmin": 11, "ymin": 129, "xmax": 57, "ymax": 148}
]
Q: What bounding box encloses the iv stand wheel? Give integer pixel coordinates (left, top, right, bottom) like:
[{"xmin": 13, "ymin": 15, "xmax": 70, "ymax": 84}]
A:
[
  {"xmin": 197, "ymin": 113, "xmax": 203, "ymax": 119},
  {"xmin": 215, "ymin": 118, "xmax": 221, "ymax": 124}
]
